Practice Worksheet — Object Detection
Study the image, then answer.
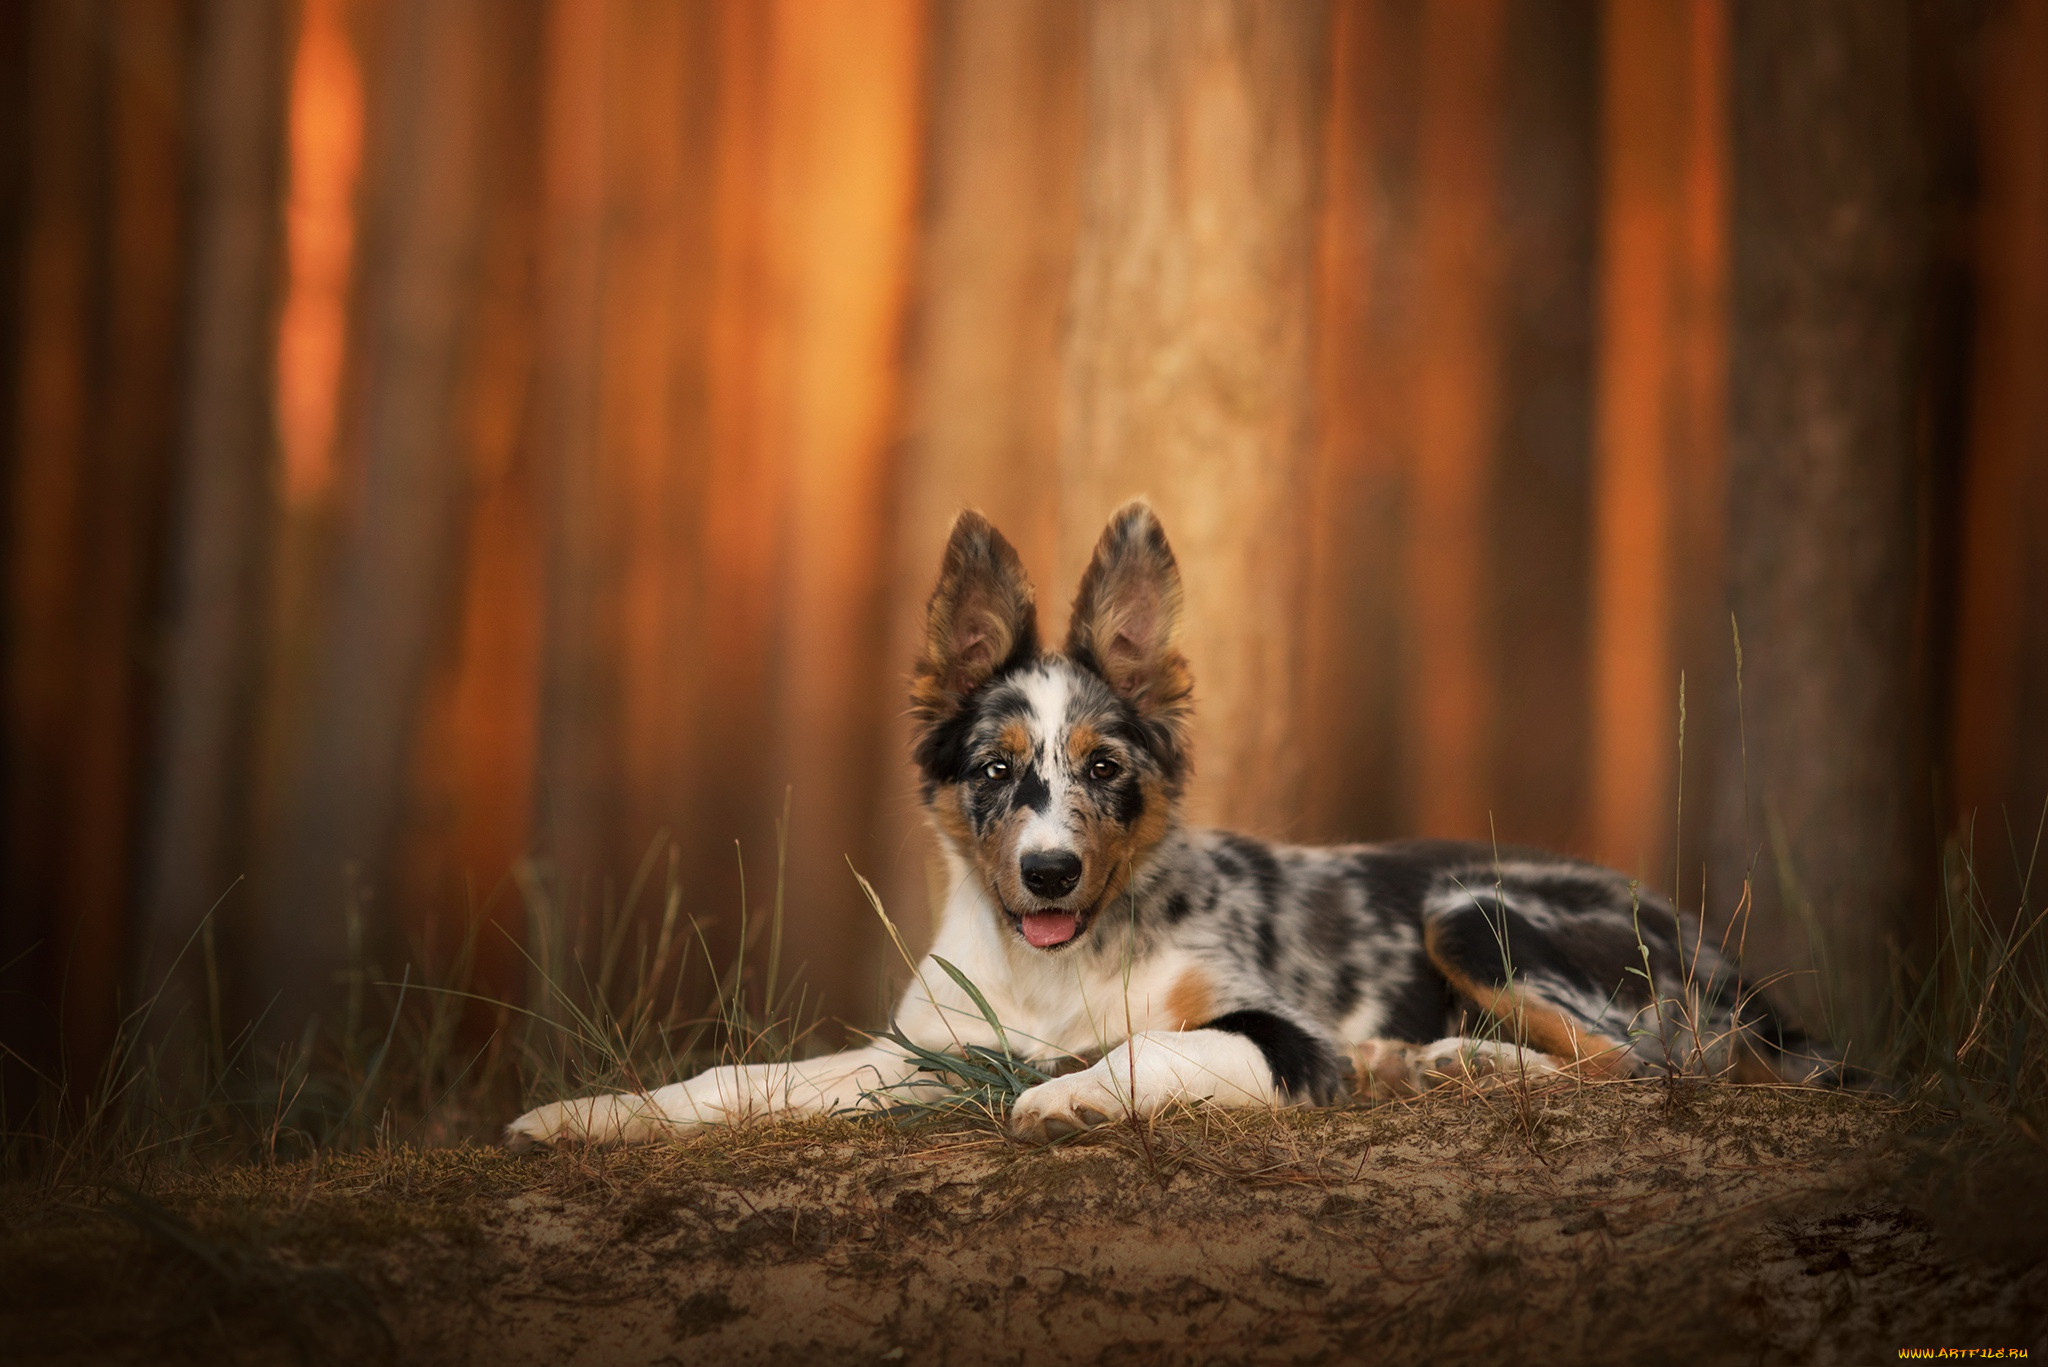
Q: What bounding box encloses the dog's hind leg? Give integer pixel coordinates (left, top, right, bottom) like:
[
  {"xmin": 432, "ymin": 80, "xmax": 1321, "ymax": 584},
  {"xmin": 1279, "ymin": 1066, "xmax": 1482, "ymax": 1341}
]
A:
[{"xmin": 1415, "ymin": 896, "xmax": 1643, "ymax": 1081}]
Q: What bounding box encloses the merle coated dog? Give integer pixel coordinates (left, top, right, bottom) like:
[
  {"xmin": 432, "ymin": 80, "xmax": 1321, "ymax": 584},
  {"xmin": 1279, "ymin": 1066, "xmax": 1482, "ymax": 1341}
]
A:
[{"xmin": 507, "ymin": 502, "xmax": 1846, "ymax": 1149}]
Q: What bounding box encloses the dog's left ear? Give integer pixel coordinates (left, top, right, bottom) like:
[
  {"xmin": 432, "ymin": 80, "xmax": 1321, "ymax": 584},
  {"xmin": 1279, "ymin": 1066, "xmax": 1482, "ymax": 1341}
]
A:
[{"xmin": 1066, "ymin": 501, "xmax": 1193, "ymax": 746}]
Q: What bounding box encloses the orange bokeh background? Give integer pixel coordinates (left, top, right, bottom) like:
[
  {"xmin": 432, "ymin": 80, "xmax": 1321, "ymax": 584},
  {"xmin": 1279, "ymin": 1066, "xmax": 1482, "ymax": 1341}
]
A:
[{"xmin": 2, "ymin": 0, "xmax": 2043, "ymax": 1084}]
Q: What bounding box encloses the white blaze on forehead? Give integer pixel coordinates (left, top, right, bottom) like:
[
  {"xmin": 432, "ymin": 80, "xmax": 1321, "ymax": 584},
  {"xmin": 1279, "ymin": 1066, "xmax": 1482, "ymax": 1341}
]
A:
[
  {"xmin": 1016, "ymin": 665, "xmax": 1077, "ymax": 854},
  {"xmin": 1014, "ymin": 664, "xmax": 1073, "ymax": 743}
]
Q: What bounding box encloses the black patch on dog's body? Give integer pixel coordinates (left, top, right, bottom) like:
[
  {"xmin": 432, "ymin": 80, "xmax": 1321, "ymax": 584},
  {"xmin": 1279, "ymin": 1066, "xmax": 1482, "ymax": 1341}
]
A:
[
  {"xmin": 1255, "ymin": 915, "xmax": 1281, "ymax": 974},
  {"xmin": 1204, "ymin": 1010, "xmax": 1344, "ymax": 1103},
  {"xmin": 1326, "ymin": 963, "xmax": 1362, "ymax": 1020},
  {"xmin": 1377, "ymin": 959, "xmax": 1455, "ymax": 1044}
]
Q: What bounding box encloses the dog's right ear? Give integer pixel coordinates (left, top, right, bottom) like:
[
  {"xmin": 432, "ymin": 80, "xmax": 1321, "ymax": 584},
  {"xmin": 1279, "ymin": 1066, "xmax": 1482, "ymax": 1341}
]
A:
[{"xmin": 911, "ymin": 510, "xmax": 1039, "ymax": 729}]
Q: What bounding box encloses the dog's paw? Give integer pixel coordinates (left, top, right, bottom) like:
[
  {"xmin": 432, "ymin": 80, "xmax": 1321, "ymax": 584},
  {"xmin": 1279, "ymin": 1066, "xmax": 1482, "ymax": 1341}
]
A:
[
  {"xmin": 1009, "ymin": 1069, "xmax": 1126, "ymax": 1144},
  {"xmin": 1415, "ymin": 1038, "xmax": 1564, "ymax": 1088},
  {"xmin": 1349, "ymin": 1039, "xmax": 1424, "ymax": 1099},
  {"xmin": 502, "ymin": 1098, "xmax": 588, "ymax": 1152},
  {"xmin": 502, "ymin": 1119, "xmax": 546, "ymax": 1154},
  {"xmin": 502, "ymin": 1092, "xmax": 675, "ymax": 1151}
]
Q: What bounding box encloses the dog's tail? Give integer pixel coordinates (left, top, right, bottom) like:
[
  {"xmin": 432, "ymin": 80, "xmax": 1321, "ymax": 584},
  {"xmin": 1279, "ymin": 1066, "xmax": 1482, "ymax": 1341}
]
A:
[{"xmin": 1740, "ymin": 994, "xmax": 1893, "ymax": 1094}]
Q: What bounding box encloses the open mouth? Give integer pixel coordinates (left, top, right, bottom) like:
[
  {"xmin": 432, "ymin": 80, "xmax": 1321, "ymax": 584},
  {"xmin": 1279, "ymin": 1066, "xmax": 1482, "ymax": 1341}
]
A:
[
  {"xmin": 1019, "ymin": 910, "xmax": 1080, "ymax": 948},
  {"xmin": 1000, "ymin": 892, "xmax": 1099, "ymax": 951},
  {"xmin": 997, "ymin": 871, "xmax": 1128, "ymax": 952}
]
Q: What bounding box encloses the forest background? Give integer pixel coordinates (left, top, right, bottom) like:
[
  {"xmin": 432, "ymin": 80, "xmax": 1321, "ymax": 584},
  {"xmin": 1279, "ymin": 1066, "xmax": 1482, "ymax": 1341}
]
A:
[{"xmin": 3, "ymin": 0, "xmax": 2045, "ymax": 1113}]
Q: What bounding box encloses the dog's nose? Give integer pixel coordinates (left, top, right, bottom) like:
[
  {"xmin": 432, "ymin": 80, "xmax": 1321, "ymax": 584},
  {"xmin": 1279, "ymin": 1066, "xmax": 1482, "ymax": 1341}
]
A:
[{"xmin": 1020, "ymin": 850, "xmax": 1083, "ymax": 899}]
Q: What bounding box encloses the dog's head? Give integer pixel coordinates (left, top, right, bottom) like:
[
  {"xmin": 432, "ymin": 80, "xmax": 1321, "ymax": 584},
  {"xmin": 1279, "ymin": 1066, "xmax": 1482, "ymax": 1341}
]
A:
[{"xmin": 911, "ymin": 502, "xmax": 1193, "ymax": 952}]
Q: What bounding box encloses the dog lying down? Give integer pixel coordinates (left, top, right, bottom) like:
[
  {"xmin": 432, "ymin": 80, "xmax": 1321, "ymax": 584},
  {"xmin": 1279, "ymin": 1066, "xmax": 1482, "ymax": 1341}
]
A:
[{"xmin": 506, "ymin": 501, "xmax": 1857, "ymax": 1151}]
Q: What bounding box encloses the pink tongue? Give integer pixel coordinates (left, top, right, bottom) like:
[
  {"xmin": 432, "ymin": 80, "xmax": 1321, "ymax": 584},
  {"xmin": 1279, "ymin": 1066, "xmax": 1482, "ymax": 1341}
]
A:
[{"xmin": 1021, "ymin": 912, "xmax": 1078, "ymax": 947}]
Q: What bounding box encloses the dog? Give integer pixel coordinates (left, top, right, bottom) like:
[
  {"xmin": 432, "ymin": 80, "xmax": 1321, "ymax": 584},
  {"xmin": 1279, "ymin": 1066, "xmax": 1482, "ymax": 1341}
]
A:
[{"xmin": 506, "ymin": 501, "xmax": 1848, "ymax": 1150}]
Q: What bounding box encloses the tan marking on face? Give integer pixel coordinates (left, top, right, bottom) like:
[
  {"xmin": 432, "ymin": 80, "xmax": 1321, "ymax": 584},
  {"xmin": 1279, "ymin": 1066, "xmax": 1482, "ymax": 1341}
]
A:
[
  {"xmin": 998, "ymin": 719, "xmax": 1030, "ymax": 757},
  {"xmin": 1058, "ymin": 768, "xmax": 1172, "ymax": 924},
  {"xmin": 1424, "ymin": 922, "xmax": 1634, "ymax": 1078},
  {"xmin": 1127, "ymin": 772, "xmax": 1171, "ymax": 854},
  {"xmin": 928, "ymin": 785, "xmax": 972, "ymax": 848},
  {"xmin": 1165, "ymin": 970, "xmax": 1212, "ymax": 1030},
  {"xmin": 1065, "ymin": 721, "xmax": 1103, "ymax": 767},
  {"xmin": 935, "ymin": 725, "xmax": 1039, "ymax": 906}
]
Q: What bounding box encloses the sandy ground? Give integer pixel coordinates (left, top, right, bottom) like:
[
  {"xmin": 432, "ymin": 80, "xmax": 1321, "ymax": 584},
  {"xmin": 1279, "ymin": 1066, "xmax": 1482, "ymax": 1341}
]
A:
[{"xmin": 5, "ymin": 1083, "xmax": 2045, "ymax": 1365}]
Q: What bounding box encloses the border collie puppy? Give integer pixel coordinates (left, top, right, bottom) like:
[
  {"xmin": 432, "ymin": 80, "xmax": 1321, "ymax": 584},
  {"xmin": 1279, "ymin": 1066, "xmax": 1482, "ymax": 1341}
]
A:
[{"xmin": 507, "ymin": 502, "xmax": 1847, "ymax": 1149}]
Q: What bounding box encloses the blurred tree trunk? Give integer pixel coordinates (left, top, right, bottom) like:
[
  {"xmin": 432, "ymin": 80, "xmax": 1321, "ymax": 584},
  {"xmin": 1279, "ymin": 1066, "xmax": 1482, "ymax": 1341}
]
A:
[
  {"xmin": 529, "ymin": 0, "xmax": 723, "ymax": 930},
  {"xmin": 898, "ymin": 0, "xmax": 1081, "ymax": 597},
  {"xmin": 395, "ymin": 0, "xmax": 546, "ymax": 1001},
  {"xmin": 5, "ymin": 0, "xmax": 99, "ymax": 1105},
  {"xmin": 1718, "ymin": 0, "xmax": 1979, "ymax": 1032},
  {"xmin": 1305, "ymin": 0, "xmax": 1417, "ymax": 846},
  {"xmin": 139, "ymin": 0, "xmax": 285, "ymax": 1029},
  {"xmin": 1308, "ymin": 0, "xmax": 1597, "ymax": 855},
  {"xmin": 3, "ymin": 0, "xmax": 91, "ymax": 1109},
  {"xmin": 686, "ymin": 2, "xmax": 783, "ymax": 977},
  {"xmin": 1589, "ymin": 0, "xmax": 1728, "ymax": 889},
  {"xmin": 1060, "ymin": 0, "xmax": 1328, "ymax": 835},
  {"xmin": 539, "ymin": 0, "xmax": 927, "ymax": 1025},
  {"xmin": 880, "ymin": 0, "xmax": 1086, "ymax": 950},
  {"xmin": 0, "ymin": 0, "xmax": 26, "ymax": 1060},
  {"xmin": 1950, "ymin": 0, "xmax": 2048, "ymax": 915},
  {"xmin": 71, "ymin": 0, "xmax": 189, "ymax": 1068},
  {"xmin": 530, "ymin": 0, "xmax": 615, "ymax": 894},
  {"xmin": 603, "ymin": 1, "xmax": 721, "ymax": 917},
  {"xmin": 258, "ymin": 0, "xmax": 489, "ymax": 1011},
  {"xmin": 758, "ymin": 0, "xmax": 926, "ymax": 1016},
  {"xmin": 4, "ymin": 0, "xmax": 188, "ymax": 1092},
  {"xmin": 1483, "ymin": 0, "xmax": 1598, "ymax": 855},
  {"xmin": 6, "ymin": 0, "xmax": 188, "ymax": 1090},
  {"xmin": 1400, "ymin": 0, "xmax": 1503, "ymax": 841},
  {"xmin": 1329, "ymin": 0, "xmax": 1520, "ymax": 845}
]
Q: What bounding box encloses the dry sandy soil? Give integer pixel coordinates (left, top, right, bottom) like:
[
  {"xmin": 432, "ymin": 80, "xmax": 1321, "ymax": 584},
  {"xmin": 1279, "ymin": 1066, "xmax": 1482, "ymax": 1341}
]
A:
[{"xmin": 5, "ymin": 1083, "xmax": 2045, "ymax": 1366}]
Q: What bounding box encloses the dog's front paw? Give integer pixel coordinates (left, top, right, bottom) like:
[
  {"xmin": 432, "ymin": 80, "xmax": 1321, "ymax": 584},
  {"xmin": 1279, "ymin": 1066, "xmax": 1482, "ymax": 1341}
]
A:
[
  {"xmin": 1009, "ymin": 1069, "xmax": 1126, "ymax": 1144},
  {"xmin": 501, "ymin": 1091, "xmax": 685, "ymax": 1151},
  {"xmin": 503, "ymin": 1099, "xmax": 581, "ymax": 1153}
]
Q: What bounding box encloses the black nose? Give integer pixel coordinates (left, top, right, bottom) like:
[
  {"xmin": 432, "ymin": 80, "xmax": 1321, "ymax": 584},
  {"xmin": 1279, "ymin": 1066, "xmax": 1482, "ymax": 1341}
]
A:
[{"xmin": 1020, "ymin": 850, "xmax": 1083, "ymax": 899}]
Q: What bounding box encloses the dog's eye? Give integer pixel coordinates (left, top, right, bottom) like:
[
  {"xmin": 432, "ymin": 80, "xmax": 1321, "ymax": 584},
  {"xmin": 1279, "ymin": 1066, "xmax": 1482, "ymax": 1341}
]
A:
[
  {"xmin": 1089, "ymin": 757, "xmax": 1121, "ymax": 782},
  {"xmin": 982, "ymin": 760, "xmax": 1010, "ymax": 782}
]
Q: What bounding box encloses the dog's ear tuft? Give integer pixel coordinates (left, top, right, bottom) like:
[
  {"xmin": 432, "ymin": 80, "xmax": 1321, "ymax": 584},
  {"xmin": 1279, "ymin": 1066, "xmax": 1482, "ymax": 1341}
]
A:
[
  {"xmin": 1066, "ymin": 501, "xmax": 1193, "ymax": 745},
  {"xmin": 913, "ymin": 510, "xmax": 1039, "ymax": 727}
]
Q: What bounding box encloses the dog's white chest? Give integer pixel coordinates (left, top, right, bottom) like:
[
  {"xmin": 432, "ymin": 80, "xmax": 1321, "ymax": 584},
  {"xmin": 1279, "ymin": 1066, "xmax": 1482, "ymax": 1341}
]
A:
[{"xmin": 912, "ymin": 881, "xmax": 1211, "ymax": 1060}]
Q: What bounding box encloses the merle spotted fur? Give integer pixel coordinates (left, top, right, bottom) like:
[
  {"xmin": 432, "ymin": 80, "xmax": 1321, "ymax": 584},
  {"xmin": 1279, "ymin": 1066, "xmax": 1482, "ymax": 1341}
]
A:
[{"xmin": 903, "ymin": 501, "xmax": 1853, "ymax": 1106}]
